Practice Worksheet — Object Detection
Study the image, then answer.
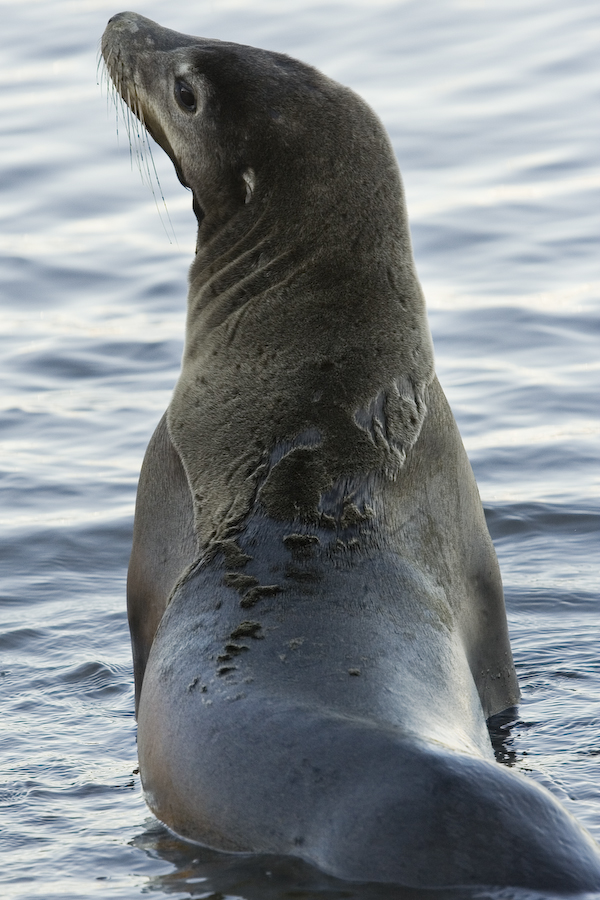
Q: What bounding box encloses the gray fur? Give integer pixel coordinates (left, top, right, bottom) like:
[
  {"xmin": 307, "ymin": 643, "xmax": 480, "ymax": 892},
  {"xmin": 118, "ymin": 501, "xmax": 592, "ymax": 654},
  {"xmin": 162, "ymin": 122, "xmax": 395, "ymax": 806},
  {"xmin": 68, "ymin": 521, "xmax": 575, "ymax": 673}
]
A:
[{"xmin": 103, "ymin": 12, "xmax": 600, "ymax": 890}]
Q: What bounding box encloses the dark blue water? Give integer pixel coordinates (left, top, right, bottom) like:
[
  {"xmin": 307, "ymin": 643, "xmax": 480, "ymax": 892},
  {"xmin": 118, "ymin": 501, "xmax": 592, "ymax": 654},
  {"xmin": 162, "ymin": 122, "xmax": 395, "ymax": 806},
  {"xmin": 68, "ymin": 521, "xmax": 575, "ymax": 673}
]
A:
[{"xmin": 0, "ymin": 1, "xmax": 598, "ymax": 897}]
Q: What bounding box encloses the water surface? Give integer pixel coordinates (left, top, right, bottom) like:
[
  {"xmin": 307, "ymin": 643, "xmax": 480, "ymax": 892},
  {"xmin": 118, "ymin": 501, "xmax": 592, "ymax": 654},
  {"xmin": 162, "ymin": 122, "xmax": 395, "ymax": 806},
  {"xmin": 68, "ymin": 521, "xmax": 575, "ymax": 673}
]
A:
[{"xmin": 0, "ymin": 0, "xmax": 598, "ymax": 897}]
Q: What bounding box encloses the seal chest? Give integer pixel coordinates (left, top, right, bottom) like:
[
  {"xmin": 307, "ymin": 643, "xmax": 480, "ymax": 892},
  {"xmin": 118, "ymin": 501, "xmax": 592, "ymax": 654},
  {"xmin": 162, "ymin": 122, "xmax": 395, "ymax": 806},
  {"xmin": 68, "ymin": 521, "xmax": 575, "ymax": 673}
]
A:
[{"xmin": 102, "ymin": 12, "xmax": 600, "ymax": 891}]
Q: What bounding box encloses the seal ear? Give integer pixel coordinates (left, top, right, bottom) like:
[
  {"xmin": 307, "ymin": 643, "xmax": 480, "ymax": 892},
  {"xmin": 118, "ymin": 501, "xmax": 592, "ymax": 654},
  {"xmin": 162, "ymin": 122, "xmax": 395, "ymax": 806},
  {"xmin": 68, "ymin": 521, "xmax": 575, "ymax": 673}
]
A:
[
  {"xmin": 354, "ymin": 377, "xmax": 428, "ymax": 478},
  {"xmin": 242, "ymin": 167, "xmax": 255, "ymax": 203}
]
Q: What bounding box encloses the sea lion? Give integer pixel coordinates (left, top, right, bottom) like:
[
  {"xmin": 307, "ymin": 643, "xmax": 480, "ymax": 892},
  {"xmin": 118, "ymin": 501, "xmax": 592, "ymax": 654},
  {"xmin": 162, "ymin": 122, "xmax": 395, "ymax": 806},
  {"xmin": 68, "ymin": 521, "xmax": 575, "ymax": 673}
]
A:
[{"xmin": 102, "ymin": 12, "xmax": 600, "ymax": 890}]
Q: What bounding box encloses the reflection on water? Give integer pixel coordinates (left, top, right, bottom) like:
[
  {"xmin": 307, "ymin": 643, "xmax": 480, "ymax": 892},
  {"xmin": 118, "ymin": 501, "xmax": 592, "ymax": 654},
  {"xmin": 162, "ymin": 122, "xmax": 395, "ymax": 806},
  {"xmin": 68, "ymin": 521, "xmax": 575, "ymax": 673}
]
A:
[
  {"xmin": 0, "ymin": 0, "xmax": 598, "ymax": 896},
  {"xmin": 132, "ymin": 820, "xmax": 517, "ymax": 900}
]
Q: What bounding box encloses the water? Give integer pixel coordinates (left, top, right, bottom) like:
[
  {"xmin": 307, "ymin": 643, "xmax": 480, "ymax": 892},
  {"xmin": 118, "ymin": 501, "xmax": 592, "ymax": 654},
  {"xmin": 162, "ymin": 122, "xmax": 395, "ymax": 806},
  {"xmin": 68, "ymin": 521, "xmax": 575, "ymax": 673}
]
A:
[{"xmin": 0, "ymin": 0, "xmax": 598, "ymax": 897}]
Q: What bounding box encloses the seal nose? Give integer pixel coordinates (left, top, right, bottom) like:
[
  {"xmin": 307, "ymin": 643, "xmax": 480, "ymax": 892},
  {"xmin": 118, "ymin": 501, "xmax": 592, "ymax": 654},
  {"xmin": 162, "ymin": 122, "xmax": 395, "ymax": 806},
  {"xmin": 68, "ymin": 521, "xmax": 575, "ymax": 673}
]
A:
[{"xmin": 106, "ymin": 11, "xmax": 140, "ymax": 29}]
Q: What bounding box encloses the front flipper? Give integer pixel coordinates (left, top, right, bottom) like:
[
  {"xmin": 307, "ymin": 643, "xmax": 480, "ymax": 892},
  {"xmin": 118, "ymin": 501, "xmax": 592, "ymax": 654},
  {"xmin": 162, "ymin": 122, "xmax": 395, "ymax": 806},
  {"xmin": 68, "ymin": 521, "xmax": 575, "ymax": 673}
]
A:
[{"xmin": 127, "ymin": 412, "xmax": 197, "ymax": 712}]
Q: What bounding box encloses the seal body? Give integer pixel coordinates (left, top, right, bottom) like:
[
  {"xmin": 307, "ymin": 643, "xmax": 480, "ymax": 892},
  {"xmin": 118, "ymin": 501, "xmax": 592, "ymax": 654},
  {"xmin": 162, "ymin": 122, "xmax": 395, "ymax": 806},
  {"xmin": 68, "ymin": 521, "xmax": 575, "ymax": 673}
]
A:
[{"xmin": 102, "ymin": 13, "xmax": 600, "ymax": 890}]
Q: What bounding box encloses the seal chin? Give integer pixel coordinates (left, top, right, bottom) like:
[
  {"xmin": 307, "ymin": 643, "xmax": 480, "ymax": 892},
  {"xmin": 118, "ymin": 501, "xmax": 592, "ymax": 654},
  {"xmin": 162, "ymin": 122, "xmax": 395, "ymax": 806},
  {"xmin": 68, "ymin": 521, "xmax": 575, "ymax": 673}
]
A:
[
  {"xmin": 139, "ymin": 115, "xmax": 189, "ymax": 186},
  {"xmin": 170, "ymin": 156, "xmax": 191, "ymax": 190},
  {"xmin": 192, "ymin": 193, "xmax": 205, "ymax": 226}
]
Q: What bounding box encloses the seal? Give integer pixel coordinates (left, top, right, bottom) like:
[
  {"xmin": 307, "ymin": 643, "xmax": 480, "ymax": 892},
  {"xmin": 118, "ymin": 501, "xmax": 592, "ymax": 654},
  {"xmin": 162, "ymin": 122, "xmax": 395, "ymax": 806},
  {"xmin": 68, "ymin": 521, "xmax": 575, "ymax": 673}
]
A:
[{"xmin": 102, "ymin": 13, "xmax": 600, "ymax": 890}]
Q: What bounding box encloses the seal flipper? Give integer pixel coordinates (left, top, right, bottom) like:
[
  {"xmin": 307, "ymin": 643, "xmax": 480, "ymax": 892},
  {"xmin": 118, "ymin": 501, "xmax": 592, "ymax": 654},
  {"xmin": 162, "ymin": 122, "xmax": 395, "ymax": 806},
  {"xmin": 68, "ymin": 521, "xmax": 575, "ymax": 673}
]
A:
[{"xmin": 127, "ymin": 413, "xmax": 197, "ymax": 711}]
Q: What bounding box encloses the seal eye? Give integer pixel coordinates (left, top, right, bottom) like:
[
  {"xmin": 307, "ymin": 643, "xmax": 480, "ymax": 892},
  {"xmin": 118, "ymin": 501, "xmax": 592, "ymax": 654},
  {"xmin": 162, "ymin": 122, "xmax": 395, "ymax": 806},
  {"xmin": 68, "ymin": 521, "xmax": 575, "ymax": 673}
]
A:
[{"xmin": 175, "ymin": 79, "xmax": 196, "ymax": 113}]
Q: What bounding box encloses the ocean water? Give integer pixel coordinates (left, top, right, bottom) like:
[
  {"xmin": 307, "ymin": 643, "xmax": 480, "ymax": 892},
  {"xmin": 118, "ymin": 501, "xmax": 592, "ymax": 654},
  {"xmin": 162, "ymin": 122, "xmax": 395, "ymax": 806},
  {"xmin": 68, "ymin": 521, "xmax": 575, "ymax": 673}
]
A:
[{"xmin": 0, "ymin": 0, "xmax": 598, "ymax": 897}]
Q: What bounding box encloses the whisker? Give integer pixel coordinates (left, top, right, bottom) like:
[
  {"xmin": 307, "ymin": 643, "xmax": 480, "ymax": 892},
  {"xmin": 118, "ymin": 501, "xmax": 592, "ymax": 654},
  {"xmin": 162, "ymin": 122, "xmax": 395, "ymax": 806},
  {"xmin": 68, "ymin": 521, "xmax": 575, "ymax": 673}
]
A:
[{"xmin": 100, "ymin": 57, "xmax": 178, "ymax": 245}]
